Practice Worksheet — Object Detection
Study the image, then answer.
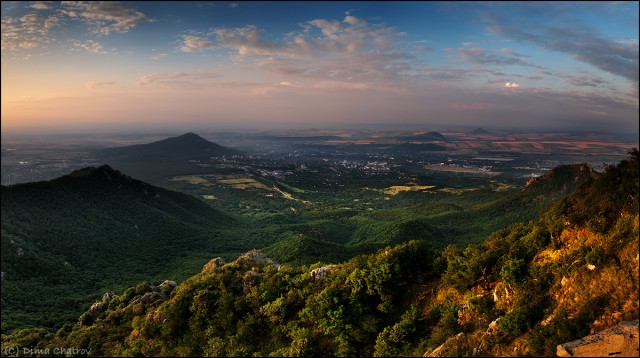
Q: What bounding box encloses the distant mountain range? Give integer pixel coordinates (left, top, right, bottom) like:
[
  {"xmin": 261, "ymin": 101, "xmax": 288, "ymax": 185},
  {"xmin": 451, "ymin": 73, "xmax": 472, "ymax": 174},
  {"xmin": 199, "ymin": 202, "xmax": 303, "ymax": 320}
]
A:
[
  {"xmin": 97, "ymin": 132, "xmax": 239, "ymax": 180},
  {"xmin": 1, "ymin": 165, "xmax": 232, "ymax": 330}
]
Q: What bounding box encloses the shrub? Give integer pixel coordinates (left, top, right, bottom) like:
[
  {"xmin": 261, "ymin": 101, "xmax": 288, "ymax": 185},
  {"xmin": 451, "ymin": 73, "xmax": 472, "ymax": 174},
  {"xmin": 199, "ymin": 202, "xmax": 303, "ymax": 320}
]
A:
[
  {"xmin": 585, "ymin": 246, "xmax": 606, "ymax": 266},
  {"xmin": 500, "ymin": 258, "xmax": 527, "ymax": 286},
  {"xmin": 497, "ymin": 308, "xmax": 528, "ymax": 337}
]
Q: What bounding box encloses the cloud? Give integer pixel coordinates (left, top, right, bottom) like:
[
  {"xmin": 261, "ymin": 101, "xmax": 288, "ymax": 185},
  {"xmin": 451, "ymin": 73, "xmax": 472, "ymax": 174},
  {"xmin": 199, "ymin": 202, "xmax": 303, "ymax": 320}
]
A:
[
  {"xmin": 484, "ymin": 10, "xmax": 639, "ymax": 84},
  {"xmin": 71, "ymin": 39, "xmax": 105, "ymax": 54},
  {"xmin": 532, "ymin": 69, "xmax": 617, "ymax": 90},
  {"xmin": 208, "ymin": 15, "xmax": 413, "ymax": 88},
  {"xmin": 60, "ymin": 1, "xmax": 150, "ymax": 35},
  {"xmin": 448, "ymin": 102, "xmax": 489, "ymax": 110},
  {"xmin": 566, "ymin": 75, "xmax": 606, "ymax": 88},
  {"xmin": 422, "ymin": 67, "xmax": 473, "ymax": 81},
  {"xmin": 420, "ymin": 66, "xmax": 519, "ymax": 83},
  {"xmin": 504, "ymin": 82, "xmax": 520, "ymax": 88},
  {"xmin": 584, "ymin": 110, "xmax": 607, "ymax": 117},
  {"xmin": 136, "ymin": 71, "xmax": 221, "ymax": 88},
  {"xmin": 252, "ymin": 51, "xmax": 413, "ymax": 85},
  {"xmin": 151, "ymin": 52, "xmax": 168, "ymax": 60},
  {"xmin": 211, "ymin": 25, "xmax": 282, "ymax": 56},
  {"xmin": 30, "ymin": 1, "xmax": 52, "ymax": 10},
  {"xmin": 435, "ymin": 84, "xmax": 637, "ymax": 133},
  {"xmin": 1, "ymin": 13, "xmax": 61, "ymax": 49},
  {"xmin": 445, "ymin": 47, "xmax": 540, "ymax": 68},
  {"xmin": 211, "ymin": 14, "xmax": 404, "ymax": 58},
  {"xmin": 229, "ymin": 3, "xmax": 239, "ymax": 8},
  {"xmin": 86, "ymin": 81, "xmax": 116, "ymax": 89},
  {"xmin": 412, "ymin": 45, "xmax": 433, "ymax": 52},
  {"xmin": 179, "ymin": 35, "xmax": 212, "ymax": 52}
]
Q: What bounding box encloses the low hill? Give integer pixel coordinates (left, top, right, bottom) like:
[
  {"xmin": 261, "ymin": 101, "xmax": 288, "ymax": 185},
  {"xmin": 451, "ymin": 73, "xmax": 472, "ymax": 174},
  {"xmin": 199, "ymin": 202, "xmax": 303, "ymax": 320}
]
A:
[
  {"xmin": 261, "ymin": 234, "xmax": 356, "ymax": 265},
  {"xmin": 10, "ymin": 150, "xmax": 636, "ymax": 356},
  {"xmin": 97, "ymin": 133, "xmax": 240, "ymax": 179},
  {"xmin": 0, "ymin": 165, "xmax": 233, "ymax": 331},
  {"xmin": 404, "ymin": 131, "xmax": 447, "ymax": 142},
  {"xmin": 468, "ymin": 127, "xmax": 490, "ymax": 134}
]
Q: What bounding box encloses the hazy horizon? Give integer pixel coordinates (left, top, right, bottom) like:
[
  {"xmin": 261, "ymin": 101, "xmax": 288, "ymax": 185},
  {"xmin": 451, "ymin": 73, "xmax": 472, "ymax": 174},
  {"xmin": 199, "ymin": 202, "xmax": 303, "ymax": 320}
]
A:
[{"xmin": 2, "ymin": 1, "xmax": 638, "ymax": 135}]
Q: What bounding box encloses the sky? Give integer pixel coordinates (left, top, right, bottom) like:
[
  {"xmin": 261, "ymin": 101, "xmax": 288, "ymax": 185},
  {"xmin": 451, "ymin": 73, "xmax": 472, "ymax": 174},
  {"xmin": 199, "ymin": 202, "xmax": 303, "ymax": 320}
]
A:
[{"xmin": 1, "ymin": 1, "xmax": 638, "ymax": 135}]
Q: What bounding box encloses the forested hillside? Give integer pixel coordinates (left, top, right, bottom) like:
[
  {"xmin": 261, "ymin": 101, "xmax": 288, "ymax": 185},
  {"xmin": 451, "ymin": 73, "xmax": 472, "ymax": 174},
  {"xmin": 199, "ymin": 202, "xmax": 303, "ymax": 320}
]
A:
[
  {"xmin": 0, "ymin": 165, "xmax": 233, "ymax": 331},
  {"xmin": 4, "ymin": 150, "xmax": 636, "ymax": 356}
]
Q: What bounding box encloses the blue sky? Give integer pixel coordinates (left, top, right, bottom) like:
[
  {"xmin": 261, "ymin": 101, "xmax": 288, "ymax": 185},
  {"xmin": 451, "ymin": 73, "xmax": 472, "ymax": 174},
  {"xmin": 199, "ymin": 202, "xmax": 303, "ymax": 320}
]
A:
[{"xmin": 1, "ymin": 1, "xmax": 638, "ymax": 134}]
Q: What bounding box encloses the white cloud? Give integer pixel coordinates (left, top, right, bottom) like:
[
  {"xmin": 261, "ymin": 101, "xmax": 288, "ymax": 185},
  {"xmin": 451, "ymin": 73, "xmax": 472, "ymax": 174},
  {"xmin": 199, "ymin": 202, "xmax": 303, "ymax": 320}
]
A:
[
  {"xmin": 136, "ymin": 71, "xmax": 221, "ymax": 88},
  {"xmin": 504, "ymin": 82, "xmax": 520, "ymax": 88},
  {"xmin": 179, "ymin": 35, "xmax": 212, "ymax": 52},
  {"xmin": 212, "ymin": 14, "xmax": 404, "ymax": 58},
  {"xmin": 485, "ymin": 10, "xmax": 639, "ymax": 84},
  {"xmin": 1, "ymin": 13, "xmax": 61, "ymax": 50},
  {"xmin": 151, "ymin": 52, "xmax": 168, "ymax": 60},
  {"xmin": 30, "ymin": 1, "xmax": 52, "ymax": 10},
  {"xmin": 71, "ymin": 39, "xmax": 105, "ymax": 54},
  {"xmin": 229, "ymin": 3, "xmax": 239, "ymax": 8},
  {"xmin": 60, "ymin": 1, "xmax": 150, "ymax": 35},
  {"xmin": 86, "ymin": 81, "xmax": 116, "ymax": 89},
  {"xmin": 447, "ymin": 47, "xmax": 538, "ymax": 67},
  {"xmin": 211, "ymin": 25, "xmax": 281, "ymax": 57},
  {"xmin": 209, "ymin": 15, "xmax": 413, "ymax": 89}
]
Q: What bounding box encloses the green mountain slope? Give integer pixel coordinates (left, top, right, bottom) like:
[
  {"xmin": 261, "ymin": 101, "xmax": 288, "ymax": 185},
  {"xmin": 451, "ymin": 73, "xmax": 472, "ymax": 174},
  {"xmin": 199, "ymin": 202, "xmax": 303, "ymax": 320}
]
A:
[
  {"xmin": 0, "ymin": 165, "xmax": 233, "ymax": 331},
  {"xmin": 356, "ymin": 163, "xmax": 598, "ymax": 248},
  {"xmin": 11, "ymin": 150, "xmax": 635, "ymax": 356},
  {"xmin": 255, "ymin": 163, "xmax": 598, "ymax": 268}
]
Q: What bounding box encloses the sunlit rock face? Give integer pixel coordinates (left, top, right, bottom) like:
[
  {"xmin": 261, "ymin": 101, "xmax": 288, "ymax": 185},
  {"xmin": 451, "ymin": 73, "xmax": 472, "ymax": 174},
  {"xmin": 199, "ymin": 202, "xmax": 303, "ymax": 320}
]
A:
[{"xmin": 556, "ymin": 320, "xmax": 639, "ymax": 357}]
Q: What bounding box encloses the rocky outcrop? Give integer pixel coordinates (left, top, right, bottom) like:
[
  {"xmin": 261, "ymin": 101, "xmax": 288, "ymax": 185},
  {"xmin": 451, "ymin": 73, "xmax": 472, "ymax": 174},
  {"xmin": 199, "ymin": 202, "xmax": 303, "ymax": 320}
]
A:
[
  {"xmin": 202, "ymin": 257, "xmax": 225, "ymax": 273},
  {"xmin": 310, "ymin": 265, "xmax": 337, "ymax": 282},
  {"xmin": 158, "ymin": 280, "xmax": 177, "ymax": 290},
  {"xmin": 424, "ymin": 332, "xmax": 465, "ymax": 357},
  {"xmin": 556, "ymin": 320, "xmax": 639, "ymax": 357},
  {"xmin": 102, "ymin": 291, "xmax": 115, "ymax": 303},
  {"xmin": 235, "ymin": 251, "xmax": 281, "ymax": 270},
  {"xmin": 138, "ymin": 291, "xmax": 166, "ymax": 306},
  {"xmin": 150, "ymin": 280, "xmax": 177, "ymax": 294},
  {"xmin": 88, "ymin": 302, "xmax": 106, "ymax": 317}
]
